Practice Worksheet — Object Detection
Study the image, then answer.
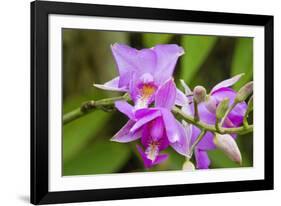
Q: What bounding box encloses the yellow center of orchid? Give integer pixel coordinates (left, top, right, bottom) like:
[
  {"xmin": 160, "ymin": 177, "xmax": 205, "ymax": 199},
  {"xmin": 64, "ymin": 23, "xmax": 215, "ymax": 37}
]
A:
[
  {"xmin": 140, "ymin": 84, "xmax": 156, "ymax": 100},
  {"xmin": 135, "ymin": 83, "xmax": 157, "ymax": 109}
]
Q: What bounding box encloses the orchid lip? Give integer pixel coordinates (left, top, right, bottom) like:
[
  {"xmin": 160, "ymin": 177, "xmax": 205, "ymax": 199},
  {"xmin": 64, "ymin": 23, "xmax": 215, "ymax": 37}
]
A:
[
  {"xmin": 145, "ymin": 141, "xmax": 160, "ymax": 162},
  {"xmin": 139, "ymin": 83, "xmax": 157, "ymax": 98},
  {"xmin": 135, "ymin": 82, "xmax": 157, "ymax": 109}
]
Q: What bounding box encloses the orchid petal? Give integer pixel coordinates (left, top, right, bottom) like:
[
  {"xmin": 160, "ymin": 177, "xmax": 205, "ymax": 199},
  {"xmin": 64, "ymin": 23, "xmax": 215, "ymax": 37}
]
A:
[
  {"xmin": 130, "ymin": 109, "xmax": 161, "ymax": 133},
  {"xmin": 229, "ymin": 102, "xmax": 247, "ymax": 126},
  {"xmin": 93, "ymin": 77, "xmax": 128, "ymax": 92},
  {"xmin": 197, "ymin": 102, "xmax": 217, "ymax": 125},
  {"xmin": 139, "ymin": 73, "xmax": 154, "ymax": 84},
  {"xmin": 178, "ymin": 80, "xmax": 193, "ymax": 106},
  {"xmin": 157, "ymin": 136, "xmax": 170, "ymax": 151},
  {"xmin": 153, "ymin": 44, "xmax": 184, "ymax": 83},
  {"xmin": 195, "ymin": 149, "xmax": 211, "ymax": 169},
  {"xmin": 223, "ymin": 117, "xmax": 236, "ymax": 128},
  {"xmin": 136, "ymin": 145, "xmax": 153, "ymax": 168},
  {"xmin": 194, "ymin": 89, "xmax": 243, "ymax": 125},
  {"xmin": 140, "ymin": 124, "xmax": 151, "ymax": 148},
  {"xmin": 134, "ymin": 108, "xmax": 158, "ymax": 119},
  {"xmin": 212, "ymin": 87, "xmax": 236, "ymax": 104},
  {"xmin": 112, "ymin": 44, "xmax": 158, "ymax": 78},
  {"xmin": 149, "ymin": 117, "xmax": 165, "ymax": 141},
  {"xmin": 189, "ymin": 101, "xmax": 216, "ymax": 125},
  {"xmin": 181, "ymin": 103, "xmax": 193, "ymax": 116},
  {"xmin": 212, "ymin": 87, "xmax": 247, "ymax": 114},
  {"xmin": 180, "ymin": 79, "xmax": 192, "ymax": 96},
  {"xmin": 211, "ymin": 73, "xmax": 244, "ymax": 93},
  {"xmin": 111, "ymin": 120, "xmax": 140, "ymax": 143},
  {"xmin": 154, "ymin": 154, "xmax": 169, "ymax": 165},
  {"xmin": 118, "ymin": 71, "xmax": 134, "ymax": 88},
  {"xmin": 111, "ymin": 43, "xmax": 138, "ymax": 77},
  {"xmin": 191, "ymin": 126, "xmax": 216, "ymax": 150},
  {"xmin": 135, "ymin": 49, "xmax": 157, "ymax": 74},
  {"xmin": 155, "ymin": 79, "xmax": 176, "ymax": 109},
  {"xmin": 182, "ymin": 120, "xmax": 193, "ymax": 146},
  {"xmin": 211, "ymin": 87, "xmax": 247, "ymax": 126},
  {"xmin": 160, "ymin": 108, "xmax": 180, "ymax": 143},
  {"xmin": 232, "ymin": 101, "xmax": 247, "ymax": 115},
  {"xmin": 175, "ymin": 88, "xmax": 189, "ymax": 106},
  {"xmin": 170, "ymin": 120, "xmax": 191, "ymax": 157},
  {"xmin": 140, "ymin": 121, "xmax": 169, "ymax": 151},
  {"xmin": 115, "ymin": 101, "xmax": 135, "ymax": 120},
  {"xmin": 136, "ymin": 145, "xmax": 168, "ymax": 168},
  {"xmin": 214, "ymin": 134, "xmax": 242, "ymax": 164},
  {"xmin": 128, "ymin": 74, "xmax": 139, "ymax": 103},
  {"xmin": 204, "ymin": 96, "xmax": 217, "ymax": 113}
]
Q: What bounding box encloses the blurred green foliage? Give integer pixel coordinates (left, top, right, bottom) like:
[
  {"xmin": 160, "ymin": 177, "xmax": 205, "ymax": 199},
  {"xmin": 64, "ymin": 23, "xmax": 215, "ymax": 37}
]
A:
[
  {"xmin": 231, "ymin": 38, "xmax": 253, "ymax": 90},
  {"xmin": 62, "ymin": 28, "xmax": 253, "ymax": 176},
  {"xmin": 64, "ymin": 140, "xmax": 131, "ymax": 175},
  {"xmin": 142, "ymin": 33, "xmax": 173, "ymax": 47},
  {"xmin": 180, "ymin": 35, "xmax": 217, "ymax": 83}
]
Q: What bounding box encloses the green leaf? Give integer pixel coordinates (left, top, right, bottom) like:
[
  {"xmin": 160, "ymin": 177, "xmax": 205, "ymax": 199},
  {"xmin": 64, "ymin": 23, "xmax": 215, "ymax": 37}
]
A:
[
  {"xmin": 231, "ymin": 38, "xmax": 253, "ymax": 90},
  {"xmin": 180, "ymin": 35, "xmax": 217, "ymax": 83},
  {"xmin": 63, "ymin": 96, "xmax": 113, "ymax": 162},
  {"xmin": 142, "ymin": 33, "xmax": 173, "ymax": 48},
  {"xmin": 63, "ymin": 140, "xmax": 131, "ymax": 175}
]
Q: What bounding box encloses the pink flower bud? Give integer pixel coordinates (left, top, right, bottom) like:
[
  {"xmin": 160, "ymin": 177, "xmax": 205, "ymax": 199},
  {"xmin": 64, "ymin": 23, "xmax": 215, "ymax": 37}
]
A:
[
  {"xmin": 235, "ymin": 81, "xmax": 253, "ymax": 103},
  {"xmin": 193, "ymin": 85, "xmax": 207, "ymax": 103},
  {"xmin": 213, "ymin": 134, "xmax": 242, "ymax": 165},
  {"xmin": 216, "ymin": 98, "xmax": 230, "ymax": 119}
]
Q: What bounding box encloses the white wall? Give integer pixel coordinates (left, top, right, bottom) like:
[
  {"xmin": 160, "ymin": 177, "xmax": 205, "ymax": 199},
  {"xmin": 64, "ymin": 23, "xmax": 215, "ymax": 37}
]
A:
[{"xmin": 0, "ymin": 0, "xmax": 279, "ymax": 205}]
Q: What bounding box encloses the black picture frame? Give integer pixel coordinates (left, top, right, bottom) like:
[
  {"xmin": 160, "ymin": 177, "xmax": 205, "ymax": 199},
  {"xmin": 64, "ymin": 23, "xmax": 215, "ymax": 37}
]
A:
[{"xmin": 31, "ymin": 0, "xmax": 274, "ymax": 204}]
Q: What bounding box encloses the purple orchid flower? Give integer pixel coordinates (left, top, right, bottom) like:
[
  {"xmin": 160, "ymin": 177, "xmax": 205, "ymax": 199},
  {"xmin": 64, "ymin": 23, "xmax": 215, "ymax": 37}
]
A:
[
  {"xmin": 179, "ymin": 74, "xmax": 247, "ymax": 169},
  {"xmin": 111, "ymin": 79, "xmax": 191, "ymax": 168},
  {"xmin": 94, "ymin": 43, "xmax": 184, "ymax": 109}
]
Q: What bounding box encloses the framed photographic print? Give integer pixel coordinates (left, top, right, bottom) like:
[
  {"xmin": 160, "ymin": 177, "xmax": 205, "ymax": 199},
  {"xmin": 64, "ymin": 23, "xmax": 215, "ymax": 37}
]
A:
[{"xmin": 31, "ymin": 0, "xmax": 274, "ymax": 204}]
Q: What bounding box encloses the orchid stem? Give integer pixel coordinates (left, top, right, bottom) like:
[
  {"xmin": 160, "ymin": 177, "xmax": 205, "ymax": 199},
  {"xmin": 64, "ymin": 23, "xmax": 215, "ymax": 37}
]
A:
[
  {"xmin": 63, "ymin": 95, "xmax": 253, "ymax": 135},
  {"xmin": 243, "ymin": 96, "xmax": 253, "ymax": 129},
  {"xmin": 189, "ymin": 129, "xmax": 206, "ymax": 157},
  {"xmin": 215, "ymin": 117, "xmax": 222, "ymax": 133},
  {"xmin": 243, "ymin": 117, "xmax": 249, "ymax": 129},
  {"xmin": 194, "ymin": 101, "xmax": 200, "ymax": 121},
  {"xmin": 172, "ymin": 106, "xmax": 253, "ymax": 135},
  {"xmin": 63, "ymin": 94, "xmax": 129, "ymax": 124},
  {"xmin": 219, "ymin": 102, "xmax": 237, "ymax": 127}
]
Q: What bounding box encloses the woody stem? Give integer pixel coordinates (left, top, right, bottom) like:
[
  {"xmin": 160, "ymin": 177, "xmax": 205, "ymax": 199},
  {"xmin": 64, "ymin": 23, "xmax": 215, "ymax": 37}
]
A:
[{"xmin": 63, "ymin": 95, "xmax": 253, "ymax": 135}]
